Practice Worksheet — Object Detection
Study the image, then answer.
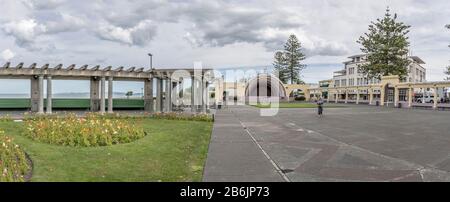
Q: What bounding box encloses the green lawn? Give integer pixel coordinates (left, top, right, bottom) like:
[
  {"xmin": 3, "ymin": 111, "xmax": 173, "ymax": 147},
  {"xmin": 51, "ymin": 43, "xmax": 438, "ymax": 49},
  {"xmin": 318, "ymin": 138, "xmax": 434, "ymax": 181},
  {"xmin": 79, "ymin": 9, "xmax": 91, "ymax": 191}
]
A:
[
  {"xmin": 1, "ymin": 119, "xmax": 213, "ymax": 182},
  {"xmin": 252, "ymin": 102, "xmax": 347, "ymax": 108}
]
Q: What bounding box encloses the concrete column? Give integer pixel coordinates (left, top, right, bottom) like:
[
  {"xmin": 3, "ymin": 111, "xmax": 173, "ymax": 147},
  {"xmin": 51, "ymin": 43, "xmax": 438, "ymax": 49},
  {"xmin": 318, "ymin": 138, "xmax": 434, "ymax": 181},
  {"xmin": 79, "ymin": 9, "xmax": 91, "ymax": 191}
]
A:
[
  {"xmin": 422, "ymin": 88, "xmax": 426, "ymax": 104},
  {"xmin": 38, "ymin": 75, "xmax": 44, "ymax": 114},
  {"xmin": 202, "ymin": 79, "xmax": 207, "ymax": 112},
  {"xmin": 433, "ymin": 87, "xmax": 438, "ymax": 109},
  {"xmin": 100, "ymin": 77, "xmax": 106, "ymax": 114},
  {"xmin": 335, "ymin": 92, "xmax": 338, "ymax": 103},
  {"xmin": 191, "ymin": 76, "xmax": 196, "ymax": 112},
  {"xmin": 180, "ymin": 79, "xmax": 184, "ymax": 100},
  {"xmin": 108, "ymin": 77, "xmax": 113, "ymax": 113},
  {"xmin": 369, "ymin": 89, "xmax": 373, "ymax": 105},
  {"xmin": 90, "ymin": 77, "xmax": 100, "ymax": 111},
  {"xmin": 345, "ymin": 90, "xmax": 348, "ymax": 104},
  {"xmin": 356, "ymin": 89, "xmax": 360, "ymax": 104},
  {"xmin": 172, "ymin": 81, "xmax": 178, "ymax": 109},
  {"xmin": 155, "ymin": 77, "xmax": 163, "ymax": 112},
  {"xmin": 408, "ymin": 87, "xmax": 413, "ymax": 108},
  {"xmin": 46, "ymin": 76, "xmax": 52, "ymax": 114},
  {"xmin": 30, "ymin": 77, "xmax": 40, "ymax": 112},
  {"xmin": 205, "ymin": 81, "xmax": 210, "ymax": 110},
  {"xmin": 144, "ymin": 78, "xmax": 154, "ymax": 112},
  {"xmin": 394, "ymin": 87, "xmax": 399, "ymax": 107},
  {"xmin": 165, "ymin": 77, "xmax": 172, "ymax": 112}
]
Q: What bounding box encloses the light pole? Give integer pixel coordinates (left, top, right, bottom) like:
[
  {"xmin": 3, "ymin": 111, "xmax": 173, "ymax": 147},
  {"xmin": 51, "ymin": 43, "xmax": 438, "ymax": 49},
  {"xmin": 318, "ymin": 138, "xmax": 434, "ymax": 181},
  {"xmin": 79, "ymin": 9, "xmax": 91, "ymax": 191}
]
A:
[{"xmin": 148, "ymin": 53, "xmax": 153, "ymax": 70}]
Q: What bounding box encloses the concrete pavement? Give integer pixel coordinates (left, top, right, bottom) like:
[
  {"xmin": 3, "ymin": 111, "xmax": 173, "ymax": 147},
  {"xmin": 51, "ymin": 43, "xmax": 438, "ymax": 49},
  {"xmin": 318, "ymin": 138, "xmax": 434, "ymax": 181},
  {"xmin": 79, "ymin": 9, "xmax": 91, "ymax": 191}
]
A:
[
  {"xmin": 202, "ymin": 108, "xmax": 285, "ymax": 182},
  {"xmin": 203, "ymin": 104, "xmax": 450, "ymax": 182}
]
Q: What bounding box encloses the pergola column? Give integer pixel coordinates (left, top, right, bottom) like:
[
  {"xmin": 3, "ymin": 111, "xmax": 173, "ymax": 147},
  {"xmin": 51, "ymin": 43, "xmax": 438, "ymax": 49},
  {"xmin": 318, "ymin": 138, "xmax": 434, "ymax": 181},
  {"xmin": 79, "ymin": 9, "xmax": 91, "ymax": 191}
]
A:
[
  {"xmin": 30, "ymin": 76, "xmax": 40, "ymax": 112},
  {"xmin": 46, "ymin": 76, "xmax": 52, "ymax": 114},
  {"xmin": 408, "ymin": 87, "xmax": 413, "ymax": 108},
  {"xmin": 433, "ymin": 87, "xmax": 438, "ymax": 109},
  {"xmin": 179, "ymin": 79, "xmax": 184, "ymax": 106},
  {"xmin": 394, "ymin": 87, "xmax": 399, "ymax": 107},
  {"xmin": 202, "ymin": 79, "xmax": 207, "ymax": 112},
  {"xmin": 90, "ymin": 77, "xmax": 100, "ymax": 111},
  {"xmin": 165, "ymin": 77, "xmax": 172, "ymax": 112},
  {"xmin": 38, "ymin": 75, "xmax": 44, "ymax": 114},
  {"xmin": 172, "ymin": 81, "xmax": 179, "ymax": 109},
  {"xmin": 144, "ymin": 78, "xmax": 154, "ymax": 112},
  {"xmin": 107, "ymin": 77, "xmax": 113, "ymax": 113},
  {"xmin": 155, "ymin": 77, "xmax": 163, "ymax": 112},
  {"xmin": 100, "ymin": 76, "xmax": 106, "ymax": 114},
  {"xmin": 191, "ymin": 76, "xmax": 196, "ymax": 112}
]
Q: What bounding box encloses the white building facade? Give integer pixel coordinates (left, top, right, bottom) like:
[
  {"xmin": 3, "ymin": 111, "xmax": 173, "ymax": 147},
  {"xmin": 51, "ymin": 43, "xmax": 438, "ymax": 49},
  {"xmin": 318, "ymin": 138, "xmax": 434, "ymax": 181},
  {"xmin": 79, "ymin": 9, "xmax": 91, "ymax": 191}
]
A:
[{"xmin": 331, "ymin": 54, "xmax": 426, "ymax": 101}]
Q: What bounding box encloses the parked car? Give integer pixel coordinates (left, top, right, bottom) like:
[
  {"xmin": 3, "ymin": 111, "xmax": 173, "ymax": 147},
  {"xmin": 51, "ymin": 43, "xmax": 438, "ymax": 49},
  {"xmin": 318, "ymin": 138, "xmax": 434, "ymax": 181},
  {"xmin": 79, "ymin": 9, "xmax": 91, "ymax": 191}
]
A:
[{"xmin": 415, "ymin": 95, "xmax": 435, "ymax": 103}]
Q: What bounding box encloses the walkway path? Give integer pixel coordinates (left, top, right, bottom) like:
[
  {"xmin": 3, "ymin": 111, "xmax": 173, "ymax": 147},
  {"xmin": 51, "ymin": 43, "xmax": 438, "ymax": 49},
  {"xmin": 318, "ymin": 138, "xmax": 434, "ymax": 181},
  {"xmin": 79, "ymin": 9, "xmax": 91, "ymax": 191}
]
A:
[{"xmin": 202, "ymin": 108, "xmax": 285, "ymax": 182}]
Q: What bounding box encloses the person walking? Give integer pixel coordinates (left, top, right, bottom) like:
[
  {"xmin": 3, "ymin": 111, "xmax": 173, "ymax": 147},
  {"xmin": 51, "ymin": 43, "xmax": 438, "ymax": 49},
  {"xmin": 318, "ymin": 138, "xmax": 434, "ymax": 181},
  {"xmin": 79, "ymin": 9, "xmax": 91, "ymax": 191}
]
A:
[{"xmin": 317, "ymin": 97, "xmax": 324, "ymax": 118}]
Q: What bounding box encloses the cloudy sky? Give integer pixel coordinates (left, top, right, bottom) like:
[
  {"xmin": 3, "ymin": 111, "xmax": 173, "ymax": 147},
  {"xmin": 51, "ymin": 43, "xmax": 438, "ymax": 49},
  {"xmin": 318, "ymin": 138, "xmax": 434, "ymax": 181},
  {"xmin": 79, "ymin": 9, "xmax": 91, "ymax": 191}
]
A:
[{"xmin": 0, "ymin": 0, "xmax": 449, "ymax": 94}]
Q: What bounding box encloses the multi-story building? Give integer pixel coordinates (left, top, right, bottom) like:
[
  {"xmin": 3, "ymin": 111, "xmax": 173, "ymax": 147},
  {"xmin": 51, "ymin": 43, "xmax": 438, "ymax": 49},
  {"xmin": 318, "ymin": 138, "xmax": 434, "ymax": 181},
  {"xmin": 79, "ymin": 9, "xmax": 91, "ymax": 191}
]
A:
[{"xmin": 331, "ymin": 54, "xmax": 426, "ymax": 100}]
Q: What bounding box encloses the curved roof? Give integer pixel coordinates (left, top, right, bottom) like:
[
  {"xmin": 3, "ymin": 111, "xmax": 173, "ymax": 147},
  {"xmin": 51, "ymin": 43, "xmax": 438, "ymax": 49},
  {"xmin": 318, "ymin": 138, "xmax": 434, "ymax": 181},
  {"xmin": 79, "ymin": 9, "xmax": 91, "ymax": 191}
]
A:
[{"xmin": 245, "ymin": 73, "xmax": 287, "ymax": 98}]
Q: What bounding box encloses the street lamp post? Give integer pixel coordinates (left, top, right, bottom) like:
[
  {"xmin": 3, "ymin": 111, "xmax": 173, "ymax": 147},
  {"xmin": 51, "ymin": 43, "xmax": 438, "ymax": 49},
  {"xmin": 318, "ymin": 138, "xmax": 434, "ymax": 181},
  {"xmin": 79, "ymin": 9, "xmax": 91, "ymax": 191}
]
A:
[{"xmin": 148, "ymin": 53, "xmax": 153, "ymax": 70}]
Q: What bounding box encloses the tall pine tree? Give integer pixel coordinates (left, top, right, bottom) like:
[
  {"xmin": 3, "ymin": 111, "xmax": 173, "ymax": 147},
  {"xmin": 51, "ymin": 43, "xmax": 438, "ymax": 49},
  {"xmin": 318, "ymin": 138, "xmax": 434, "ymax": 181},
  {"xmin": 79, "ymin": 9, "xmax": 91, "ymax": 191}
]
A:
[
  {"xmin": 284, "ymin": 35, "xmax": 306, "ymax": 84},
  {"xmin": 272, "ymin": 34, "xmax": 306, "ymax": 84},
  {"xmin": 357, "ymin": 8, "xmax": 411, "ymax": 80},
  {"xmin": 273, "ymin": 51, "xmax": 288, "ymax": 83}
]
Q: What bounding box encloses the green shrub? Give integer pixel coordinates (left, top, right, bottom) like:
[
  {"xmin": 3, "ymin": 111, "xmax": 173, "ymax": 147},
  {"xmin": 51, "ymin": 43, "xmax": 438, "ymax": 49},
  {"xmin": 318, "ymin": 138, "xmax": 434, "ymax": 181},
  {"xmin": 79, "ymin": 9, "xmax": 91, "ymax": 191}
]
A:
[
  {"xmin": 294, "ymin": 96, "xmax": 306, "ymax": 101},
  {"xmin": 0, "ymin": 132, "xmax": 30, "ymax": 182}
]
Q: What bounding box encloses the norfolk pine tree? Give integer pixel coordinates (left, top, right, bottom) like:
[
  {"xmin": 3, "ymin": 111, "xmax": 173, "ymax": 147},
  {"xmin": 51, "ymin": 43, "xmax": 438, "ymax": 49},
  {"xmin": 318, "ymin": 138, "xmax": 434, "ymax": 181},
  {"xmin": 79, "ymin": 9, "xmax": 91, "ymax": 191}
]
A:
[
  {"xmin": 284, "ymin": 35, "xmax": 306, "ymax": 84},
  {"xmin": 273, "ymin": 51, "xmax": 288, "ymax": 83},
  {"xmin": 357, "ymin": 8, "xmax": 411, "ymax": 80}
]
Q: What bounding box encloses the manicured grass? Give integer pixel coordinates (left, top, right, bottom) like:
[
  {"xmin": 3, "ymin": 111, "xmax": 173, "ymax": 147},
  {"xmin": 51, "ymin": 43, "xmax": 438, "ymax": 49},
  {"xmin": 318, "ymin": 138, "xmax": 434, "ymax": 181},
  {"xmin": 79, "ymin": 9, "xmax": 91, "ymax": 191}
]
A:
[
  {"xmin": 1, "ymin": 119, "xmax": 212, "ymax": 182},
  {"xmin": 252, "ymin": 102, "xmax": 347, "ymax": 108}
]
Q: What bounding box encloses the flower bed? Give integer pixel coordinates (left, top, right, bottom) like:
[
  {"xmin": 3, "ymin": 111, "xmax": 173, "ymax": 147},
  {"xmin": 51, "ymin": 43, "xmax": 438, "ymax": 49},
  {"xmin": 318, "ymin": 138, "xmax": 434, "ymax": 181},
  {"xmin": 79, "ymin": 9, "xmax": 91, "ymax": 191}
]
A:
[
  {"xmin": 25, "ymin": 113, "xmax": 146, "ymax": 147},
  {"xmin": 0, "ymin": 132, "xmax": 30, "ymax": 182}
]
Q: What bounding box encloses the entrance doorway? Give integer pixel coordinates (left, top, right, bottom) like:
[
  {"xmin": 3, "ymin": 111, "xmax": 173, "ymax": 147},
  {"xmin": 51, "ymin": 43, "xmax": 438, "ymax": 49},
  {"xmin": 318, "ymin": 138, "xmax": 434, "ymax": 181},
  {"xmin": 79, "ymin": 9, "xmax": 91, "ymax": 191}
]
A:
[{"xmin": 384, "ymin": 84, "xmax": 394, "ymax": 106}]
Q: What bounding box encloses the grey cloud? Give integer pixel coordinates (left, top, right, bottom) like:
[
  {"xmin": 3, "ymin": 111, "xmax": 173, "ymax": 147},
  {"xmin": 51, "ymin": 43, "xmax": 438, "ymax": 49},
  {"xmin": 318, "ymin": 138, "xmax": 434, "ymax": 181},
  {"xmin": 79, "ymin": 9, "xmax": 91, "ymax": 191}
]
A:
[
  {"xmin": 25, "ymin": 0, "xmax": 66, "ymax": 10},
  {"xmin": 94, "ymin": 20, "xmax": 157, "ymax": 46},
  {"xmin": 2, "ymin": 0, "xmax": 348, "ymax": 56}
]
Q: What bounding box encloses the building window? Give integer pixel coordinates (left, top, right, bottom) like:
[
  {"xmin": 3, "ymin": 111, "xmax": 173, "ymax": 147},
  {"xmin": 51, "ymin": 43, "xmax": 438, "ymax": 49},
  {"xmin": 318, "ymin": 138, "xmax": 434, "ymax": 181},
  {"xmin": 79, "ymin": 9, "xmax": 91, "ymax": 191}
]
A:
[
  {"xmin": 349, "ymin": 78, "xmax": 354, "ymax": 86},
  {"xmin": 341, "ymin": 79, "xmax": 347, "ymax": 86},
  {"xmin": 348, "ymin": 67, "xmax": 355, "ymax": 75},
  {"xmin": 335, "ymin": 80, "xmax": 340, "ymax": 87}
]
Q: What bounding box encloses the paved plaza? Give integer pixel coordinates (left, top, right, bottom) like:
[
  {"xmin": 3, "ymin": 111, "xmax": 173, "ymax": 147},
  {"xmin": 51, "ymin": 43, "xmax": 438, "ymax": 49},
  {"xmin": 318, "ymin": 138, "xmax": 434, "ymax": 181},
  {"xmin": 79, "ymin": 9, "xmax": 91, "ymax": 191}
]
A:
[{"xmin": 203, "ymin": 104, "xmax": 450, "ymax": 182}]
